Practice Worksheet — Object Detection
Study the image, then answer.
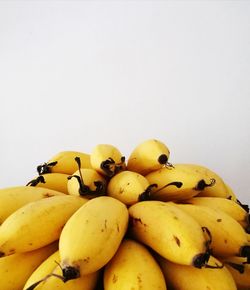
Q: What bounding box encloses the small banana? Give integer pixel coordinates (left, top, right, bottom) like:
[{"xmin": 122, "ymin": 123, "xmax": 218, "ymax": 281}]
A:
[
  {"xmin": 128, "ymin": 201, "xmax": 211, "ymax": 268},
  {"xmin": 59, "ymin": 196, "xmax": 129, "ymax": 280},
  {"xmin": 90, "ymin": 144, "xmax": 126, "ymax": 177},
  {"xmin": 0, "ymin": 195, "xmax": 87, "ymax": 256},
  {"xmin": 127, "ymin": 139, "xmax": 171, "ymax": 175},
  {"xmin": 223, "ymin": 256, "xmax": 250, "ymax": 290},
  {"xmin": 175, "ymin": 203, "xmax": 250, "ymax": 258},
  {"xmin": 26, "ymin": 173, "xmax": 70, "ymax": 194},
  {"xmin": 107, "ymin": 170, "xmax": 156, "ymax": 205},
  {"xmin": 0, "ymin": 242, "xmax": 57, "ymax": 290},
  {"xmin": 0, "ymin": 186, "xmax": 64, "ymax": 224},
  {"xmin": 67, "ymin": 156, "xmax": 107, "ymax": 198},
  {"xmin": 104, "ymin": 239, "xmax": 167, "ymax": 290},
  {"xmin": 158, "ymin": 255, "xmax": 237, "ymax": 290},
  {"xmin": 24, "ymin": 250, "xmax": 99, "ymax": 290},
  {"xmin": 145, "ymin": 164, "xmax": 215, "ymax": 201},
  {"xmin": 180, "ymin": 164, "xmax": 229, "ymax": 198},
  {"xmin": 37, "ymin": 151, "xmax": 92, "ymax": 175},
  {"xmin": 186, "ymin": 197, "xmax": 250, "ymax": 233}
]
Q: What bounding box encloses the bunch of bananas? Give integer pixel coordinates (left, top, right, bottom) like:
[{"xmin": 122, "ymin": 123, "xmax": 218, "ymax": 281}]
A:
[{"xmin": 0, "ymin": 139, "xmax": 249, "ymax": 290}]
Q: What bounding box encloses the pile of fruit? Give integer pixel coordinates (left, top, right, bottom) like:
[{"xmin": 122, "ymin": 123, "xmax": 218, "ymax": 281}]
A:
[{"xmin": 0, "ymin": 139, "xmax": 249, "ymax": 290}]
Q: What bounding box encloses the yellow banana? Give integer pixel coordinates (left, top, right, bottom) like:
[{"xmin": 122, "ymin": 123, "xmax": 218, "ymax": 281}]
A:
[
  {"xmin": 0, "ymin": 195, "xmax": 88, "ymax": 256},
  {"xmin": 158, "ymin": 255, "xmax": 237, "ymax": 290},
  {"xmin": 145, "ymin": 164, "xmax": 215, "ymax": 201},
  {"xmin": 186, "ymin": 197, "xmax": 250, "ymax": 233},
  {"xmin": 224, "ymin": 183, "xmax": 238, "ymax": 201},
  {"xmin": 223, "ymin": 256, "xmax": 250, "ymax": 290},
  {"xmin": 24, "ymin": 251, "xmax": 99, "ymax": 290},
  {"xmin": 90, "ymin": 144, "xmax": 126, "ymax": 177},
  {"xmin": 175, "ymin": 203, "xmax": 250, "ymax": 258},
  {"xmin": 59, "ymin": 196, "xmax": 129, "ymax": 280},
  {"xmin": 107, "ymin": 170, "xmax": 155, "ymax": 205},
  {"xmin": 128, "ymin": 201, "xmax": 210, "ymax": 267},
  {"xmin": 26, "ymin": 173, "xmax": 70, "ymax": 194},
  {"xmin": 0, "ymin": 186, "xmax": 64, "ymax": 224},
  {"xmin": 180, "ymin": 164, "xmax": 229, "ymax": 198},
  {"xmin": 104, "ymin": 239, "xmax": 167, "ymax": 290},
  {"xmin": 67, "ymin": 162, "xmax": 107, "ymax": 198},
  {"xmin": 127, "ymin": 139, "xmax": 171, "ymax": 175},
  {"xmin": 37, "ymin": 151, "xmax": 92, "ymax": 175},
  {"xmin": 0, "ymin": 242, "xmax": 57, "ymax": 290}
]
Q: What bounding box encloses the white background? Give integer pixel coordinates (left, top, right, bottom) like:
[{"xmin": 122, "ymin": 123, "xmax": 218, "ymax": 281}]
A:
[{"xmin": 0, "ymin": 1, "xmax": 249, "ymax": 203}]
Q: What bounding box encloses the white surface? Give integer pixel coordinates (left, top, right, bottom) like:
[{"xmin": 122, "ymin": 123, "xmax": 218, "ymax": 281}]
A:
[{"xmin": 0, "ymin": 1, "xmax": 249, "ymax": 203}]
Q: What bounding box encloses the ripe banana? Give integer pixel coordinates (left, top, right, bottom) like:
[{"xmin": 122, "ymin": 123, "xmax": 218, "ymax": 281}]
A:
[
  {"xmin": 27, "ymin": 173, "xmax": 70, "ymax": 194},
  {"xmin": 59, "ymin": 196, "xmax": 129, "ymax": 280},
  {"xmin": 180, "ymin": 164, "xmax": 230, "ymax": 198},
  {"xmin": 0, "ymin": 242, "xmax": 57, "ymax": 290},
  {"xmin": 67, "ymin": 158, "xmax": 107, "ymax": 198},
  {"xmin": 0, "ymin": 186, "xmax": 64, "ymax": 224},
  {"xmin": 128, "ymin": 201, "xmax": 210, "ymax": 267},
  {"xmin": 127, "ymin": 139, "xmax": 170, "ymax": 175},
  {"xmin": 223, "ymin": 256, "xmax": 250, "ymax": 290},
  {"xmin": 0, "ymin": 195, "xmax": 88, "ymax": 256},
  {"xmin": 107, "ymin": 170, "xmax": 155, "ymax": 205},
  {"xmin": 104, "ymin": 239, "xmax": 167, "ymax": 290},
  {"xmin": 90, "ymin": 144, "xmax": 126, "ymax": 177},
  {"xmin": 186, "ymin": 197, "xmax": 250, "ymax": 233},
  {"xmin": 158, "ymin": 255, "xmax": 237, "ymax": 290},
  {"xmin": 24, "ymin": 250, "xmax": 99, "ymax": 290},
  {"xmin": 175, "ymin": 203, "xmax": 249, "ymax": 258},
  {"xmin": 145, "ymin": 164, "xmax": 215, "ymax": 201},
  {"xmin": 37, "ymin": 151, "xmax": 92, "ymax": 175}
]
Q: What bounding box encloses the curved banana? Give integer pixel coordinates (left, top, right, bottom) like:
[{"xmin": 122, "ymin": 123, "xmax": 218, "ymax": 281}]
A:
[
  {"xmin": 67, "ymin": 159, "xmax": 107, "ymax": 198},
  {"xmin": 90, "ymin": 144, "xmax": 126, "ymax": 177},
  {"xmin": 127, "ymin": 139, "xmax": 170, "ymax": 175},
  {"xmin": 0, "ymin": 186, "xmax": 64, "ymax": 224},
  {"xmin": 128, "ymin": 201, "xmax": 210, "ymax": 267},
  {"xmin": 0, "ymin": 242, "xmax": 57, "ymax": 290},
  {"xmin": 107, "ymin": 170, "xmax": 154, "ymax": 205},
  {"xmin": 59, "ymin": 196, "xmax": 129, "ymax": 280},
  {"xmin": 0, "ymin": 195, "xmax": 88, "ymax": 256},
  {"xmin": 180, "ymin": 164, "xmax": 229, "ymax": 198},
  {"xmin": 186, "ymin": 197, "xmax": 250, "ymax": 233},
  {"xmin": 223, "ymin": 256, "xmax": 250, "ymax": 290},
  {"xmin": 104, "ymin": 239, "xmax": 167, "ymax": 290},
  {"xmin": 145, "ymin": 164, "xmax": 215, "ymax": 201},
  {"xmin": 26, "ymin": 173, "xmax": 70, "ymax": 194},
  {"xmin": 24, "ymin": 251, "xmax": 99, "ymax": 290},
  {"xmin": 37, "ymin": 151, "xmax": 92, "ymax": 175},
  {"xmin": 158, "ymin": 255, "xmax": 236, "ymax": 290},
  {"xmin": 175, "ymin": 203, "xmax": 249, "ymax": 258}
]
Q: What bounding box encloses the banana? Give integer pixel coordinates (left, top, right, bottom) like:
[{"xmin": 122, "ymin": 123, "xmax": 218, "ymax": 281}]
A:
[
  {"xmin": 179, "ymin": 164, "xmax": 230, "ymax": 198},
  {"xmin": 0, "ymin": 195, "xmax": 88, "ymax": 256},
  {"xmin": 59, "ymin": 196, "xmax": 129, "ymax": 280},
  {"xmin": 24, "ymin": 251, "xmax": 99, "ymax": 290},
  {"xmin": 127, "ymin": 139, "xmax": 171, "ymax": 175},
  {"xmin": 145, "ymin": 164, "xmax": 215, "ymax": 201},
  {"xmin": 0, "ymin": 242, "xmax": 57, "ymax": 290},
  {"xmin": 128, "ymin": 201, "xmax": 210, "ymax": 268},
  {"xmin": 90, "ymin": 144, "xmax": 126, "ymax": 177},
  {"xmin": 175, "ymin": 203, "xmax": 250, "ymax": 258},
  {"xmin": 186, "ymin": 197, "xmax": 250, "ymax": 233},
  {"xmin": 37, "ymin": 151, "xmax": 92, "ymax": 175},
  {"xmin": 158, "ymin": 255, "xmax": 237, "ymax": 290},
  {"xmin": 223, "ymin": 256, "xmax": 250, "ymax": 290},
  {"xmin": 0, "ymin": 186, "xmax": 64, "ymax": 224},
  {"xmin": 107, "ymin": 170, "xmax": 155, "ymax": 205},
  {"xmin": 67, "ymin": 157, "xmax": 107, "ymax": 198},
  {"xmin": 26, "ymin": 173, "xmax": 70, "ymax": 194},
  {"xmin": 104, "ymin": 239, "xmax": 167, "ymax": 290}
]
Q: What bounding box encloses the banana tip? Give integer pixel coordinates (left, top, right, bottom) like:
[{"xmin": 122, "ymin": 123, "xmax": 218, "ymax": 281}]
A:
[{"xmin": 62, "ymin": 265, "xmax": 80, "ymax": 282}]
